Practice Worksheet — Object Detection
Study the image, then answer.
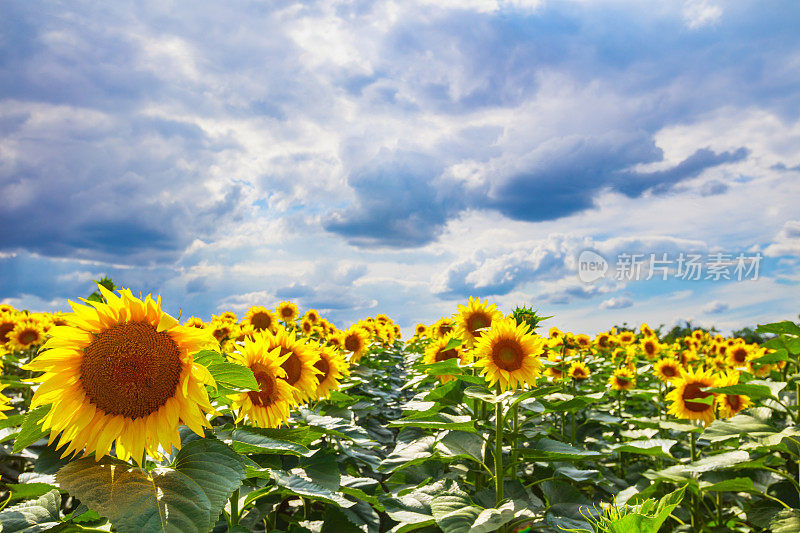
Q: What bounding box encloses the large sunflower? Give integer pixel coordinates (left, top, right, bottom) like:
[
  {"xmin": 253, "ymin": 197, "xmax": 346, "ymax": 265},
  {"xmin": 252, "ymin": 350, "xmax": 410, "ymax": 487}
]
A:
[
  {"xmin": 263, "ymin": 328, "xmax": 321, "ymax": 403},
  {"xmin": 244, "ymin": 306, "xmax": 277, "ymax": 333},
  {"xmin": 666, "ymin": 366, "xmax": 717, "ymax": 426},
  {"xmin": 313, "ymin": 345, "xmax": 349, "ymax": 399},
  {"xmin": 454, "ymin": 297, "xmax": 502, "ymax": 348},
  {"xmin": 24, "ymin": 287, "xmax": 217, "ymax": 464},
  {"xmin": 715, "ymin": 370, "xmax": 752, "ymax": 419},
  {"xmin": 228, "ymin": 334, "xmax": 295, "ymax": 428},
  {"xmin": 640, "ymin": 337, "xmax": 662, "ymax": 360},
  {"xmin": 423, "ymin": 333, "xmax": 469, "ymax": 383},
  {"xmin": 473, "ymin": 318, "xmax": 544, "ymax": 391}
]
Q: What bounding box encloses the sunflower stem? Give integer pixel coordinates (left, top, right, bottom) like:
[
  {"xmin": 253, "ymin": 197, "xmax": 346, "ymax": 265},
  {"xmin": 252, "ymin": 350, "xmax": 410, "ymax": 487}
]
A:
[
  {"xmin": 511, "ymin": 404, "xmax": 519, "ymax": 480},
  {"xmin": 229, "ymin": 488, "xmax": 240, "ymax": 527},
  {"xmin": 494, "ymin": 390, "xmax": 505, "ymax": 513},
  {"xmin": 690, "ymin": 430, "xmax": 698, "ymax": 532}
]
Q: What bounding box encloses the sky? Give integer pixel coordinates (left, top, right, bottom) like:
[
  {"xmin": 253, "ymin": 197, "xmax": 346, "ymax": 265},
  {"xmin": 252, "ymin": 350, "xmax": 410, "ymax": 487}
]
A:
[{"xmin": 1, "ymin": 0, "xmax": 799, "ymax": 336}]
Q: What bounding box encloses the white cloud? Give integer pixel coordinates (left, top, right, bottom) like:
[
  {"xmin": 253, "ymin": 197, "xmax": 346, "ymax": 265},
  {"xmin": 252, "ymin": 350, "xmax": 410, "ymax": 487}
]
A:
[
  {"xmin": 702, "ymin": 300, "xmax": 729, "ymax": 314},
  {"xmin": 682, "ymin": 0, "xmax": 722, "ymax": 29},
  {"xmin": 599, "ymin": 296, "xmax": 634, "ymax": 310},
  {"xmin": 765, "ymin": 220, "xmax": 800, "ymax": 257}
]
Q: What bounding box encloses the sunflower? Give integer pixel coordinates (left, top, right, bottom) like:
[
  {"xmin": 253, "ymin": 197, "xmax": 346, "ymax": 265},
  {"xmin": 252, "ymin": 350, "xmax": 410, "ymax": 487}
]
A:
[
  {"xmin": 727, "ymin": 343, "xmax": 750, "ymax": 368},
  {"xmin": 414, "ymin": 323, "xmax": 428, "ymax": 337},
  {"xmin": 609, "ymin": 367, "xmax": 636, "ymax": 391},
  {"xmin": 276, "ymin": 301, "xmax": 299, "ymax": 323},
  {"xmin": 313, "ymin": 345, "xmax": 349, "ymax": 399},
  {"xmin": 617, "ymin": 331, "xmax": 636, "ymax": 345},
  {"xmin": 208, "ymin": 321, "xmax": 233, "ymax": 344},
  {"xmin": 666, "ymin": 366, "xmax": 717, "ymax": 426},
  {"xmin": 574, "ymin": 334, "xmax": 592, "ymax": 349},
  {"xmin": 473, "ymin": 318, "xmax": 544, "ymax": 391},
  {"xmin": 0, "ymin": 384, "xmax": 11, "ymax": 419},
  {"xmin": 715, "ymin": 370, "xmax": 752, "ymax": 419},
  {"xmin": 327, "ymin": 333, "xmax": 343, "ymax": 350},
  {"xmin": 184, "ymin": 316, "xmax": 206, "ymax": 329},
  {"xmin": 262, "ymin": 328, "xmax": 321, "ymax": 403},
  {"xmin": 8, "ymin": 320, "xmax": 45, "ymax": 351},
  {"xmin": 691, "ymin": 329, "xmax": 705, "ymax": 342},
  {"xmin": 568, "ymin": 361, "xmax": 591, "ymax": 381},
  {"xmin": 300, "ymin": 319, "xmax": 314, "ymax": 336},
  {"xmin": 0, "ymin": 304, "xmax": 15, "ymax": 314},
  {"xmin": 548, "ymin": 327, "xmax": 563, "ymax": 340},
  {"xmin": 342, "ymin": 327, "xmax": 369, "ymax": 364},
  {"xmin": 244, "ymin": 306, "xmax": 278, "ymax": 332},
  {"xmin": 545, "ymin": 365, "xmax": 565, "ymax": 381},
  {"xmin": 424, "ymin": 333, "xmax": 469, "ymax": 383},
  {"xmin": 24, "ymin": 286, "xmax": 217, "ymax": 464},
  {"xmin": 640, "ymin": 323, "xmax": 655, "ymax": 338},
  {"xmin": 304, "ymin": 309, "xmax": 320, "ymax": 325},
  {"xmin": 228, "ymin": 335, "xmax": 295, "ymax": 428},
  {"xmin": 454, "ymin": 297, "xmax": 502, "ymax": 348},
  {"xmin": 0, "ymin": 311, "xmax": 18, "ymax": 346},
  {"xmin": 595, "ymin": 331, "xmax": 612, "ymax": 349},
  {"xmin": 431, "ymin": 318, "xmax": 455, "ymax": 339},
  {"xmin": 640, "ymin": 337, "xmax": 662, "ymax": 360},
  {"xmin": 654, "ymin": 358, "xmax": 682, "ymax": 382}
]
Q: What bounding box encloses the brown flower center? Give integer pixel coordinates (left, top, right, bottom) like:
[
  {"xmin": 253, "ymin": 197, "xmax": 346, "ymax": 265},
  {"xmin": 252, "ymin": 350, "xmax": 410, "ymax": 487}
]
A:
[
  {"xmin": 0, "ymin": 322, "xmax": 14, "ymax": 343},
  {"xmin": 18, "ymin": 329, "xmax": 39, "ymax": 346},
  {"xmin": 435, "ymin": 348, "xmax": 459, "ymax": 363},
  {"xmin": 726, "ymin": 394, "xmax": 742, "ymax": 412},
  {"xmin": 731, "ymin": 347, "xmax": 747, "ymax": 364},
  {"xmin": 492, "ymin": 340, "xmax": 524, "ymax": 371},
  {"xmin": 81, "ymin": 321, "xmax": 182, "ymax": 419},
  {"xmin": 279, "ymin": 347, "xmax": 303, "ymax": 385},
  {"xmin": 280, "ymin": 307, "xmax": 294, "ymax": 319},
  {"xmin": 662, "ymin": 365, "xmax": 678, "ymax": 377},
  {"xmin": 314, "ymin": 356, "xmax": 330, "ymax": 383},
  {"xmin": 248, "ymin": 363, "xmax": 278, "ymax": 407},
  {"xmin": 249, "ymin": 312, "xmax": 272, "ymax": 331},
  {"xmin": 344, "ymin": 334, "xmax": 362, "ymax": 353},
  {"xmin": 682, "ymin": 382, "xmax": 713, "ymax": 412},
  {"xmin": 466, "ymin": 312, "xmax": 491, "ymax": 337}
]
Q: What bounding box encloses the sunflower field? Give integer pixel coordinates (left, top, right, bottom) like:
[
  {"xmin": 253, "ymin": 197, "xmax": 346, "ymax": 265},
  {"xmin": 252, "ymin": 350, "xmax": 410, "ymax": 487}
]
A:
[{"xmin": 1, "ymin": 283, "xmax": 800, "ymax": 532}]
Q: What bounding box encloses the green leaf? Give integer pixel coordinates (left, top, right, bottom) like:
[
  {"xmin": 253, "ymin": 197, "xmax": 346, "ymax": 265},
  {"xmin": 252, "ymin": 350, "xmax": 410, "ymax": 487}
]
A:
[
  {"xmin": 388, "ymin": 413, "xmax": 475, "ymax": 432},
  {"xmin": 382, "ymin": 480, "xmax": 451, "ymax": 532},
  {"xmin": 227, "ymin": 427, "xmax": 310, "ymax": 457},
  {"xmin": 703, "ymin": 414, "xmax": 778, "ymax": 442},
  {"xmin": 269, "ymin": 469, "xmax": 353, "ymax": 508},
  {"xmin": 430, "ymin": 491, "xmax": 483, "ymax": 533},
  {"xmin": 12, "ymin": 406, "xmax": 49, "ymax": 453},
  {"xmin": 539, "ymin": 392, "xmax": 604, "ymax": 413},
  {"xmin": 442, "ymin": 337, "xmax": 462, "ymax": 351},
  {"xmin": 298, "ymin": 408, "xmax": 374, "ymax": 444},
  {"xmin": 207, "ymin": 362, "xmax": 258, "ymax": 391},
  {"xmin": 611, "ymin": 439, "xmax": 677, "ymax": 459},
  {"xmin": 463, "ymin": 386, "xmax": 503, "ymax": 404},
  {"xmin": 422, "ymin": 358, "xmax": 463, "ymax": 376},
  {"xmin": 0, "ymin": 489, "xmax": 61, "ymax": 533},
  {"xmin": 6, "ymin": 482, "xmax": 60, "ymax": 503},
  {"xmin": 686, "ymin": 450, "xmax": 750, "ymax": 472},
  {"xmin": 757, "ymin": 320, "xmax": 800, "ymax": 336},
  {"xmin": 700, "ymin": 477, "xmax": 757, "ymax": 492},
  {"xmin": 752, "ymin": 349, "xmax": 790, "ymax": 365},
  {"xmin": 170, "ymin": 438, "xmax": 248, "ymax": 532},
  {"xmin": 57, "ymin": 438, "xmax": 247, "ymax": 533},
  {"xmin": 608, "ymin": 485, "xmax": 686, "ymax": 533},
  {"xmin": 770, "ymin": 509, "xmax": 800, "ymax": 533},
  {"xmin": 193, "ymin": 349, "xmax": 225, "ymax": 366},
  {"xmin": 379, "ymin": 437, "xmax": 437, "ymax": 474},
  {"xmin": 520, "ymin": 438, "xmax": 605, "ymax": 461},
  {"xmin": 436, "ymin": 431, "xmax": 484, "ymax": 464},
  {"xmin": 706, "ymin": 383, "xmax": 772, "ymax": 400}
]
